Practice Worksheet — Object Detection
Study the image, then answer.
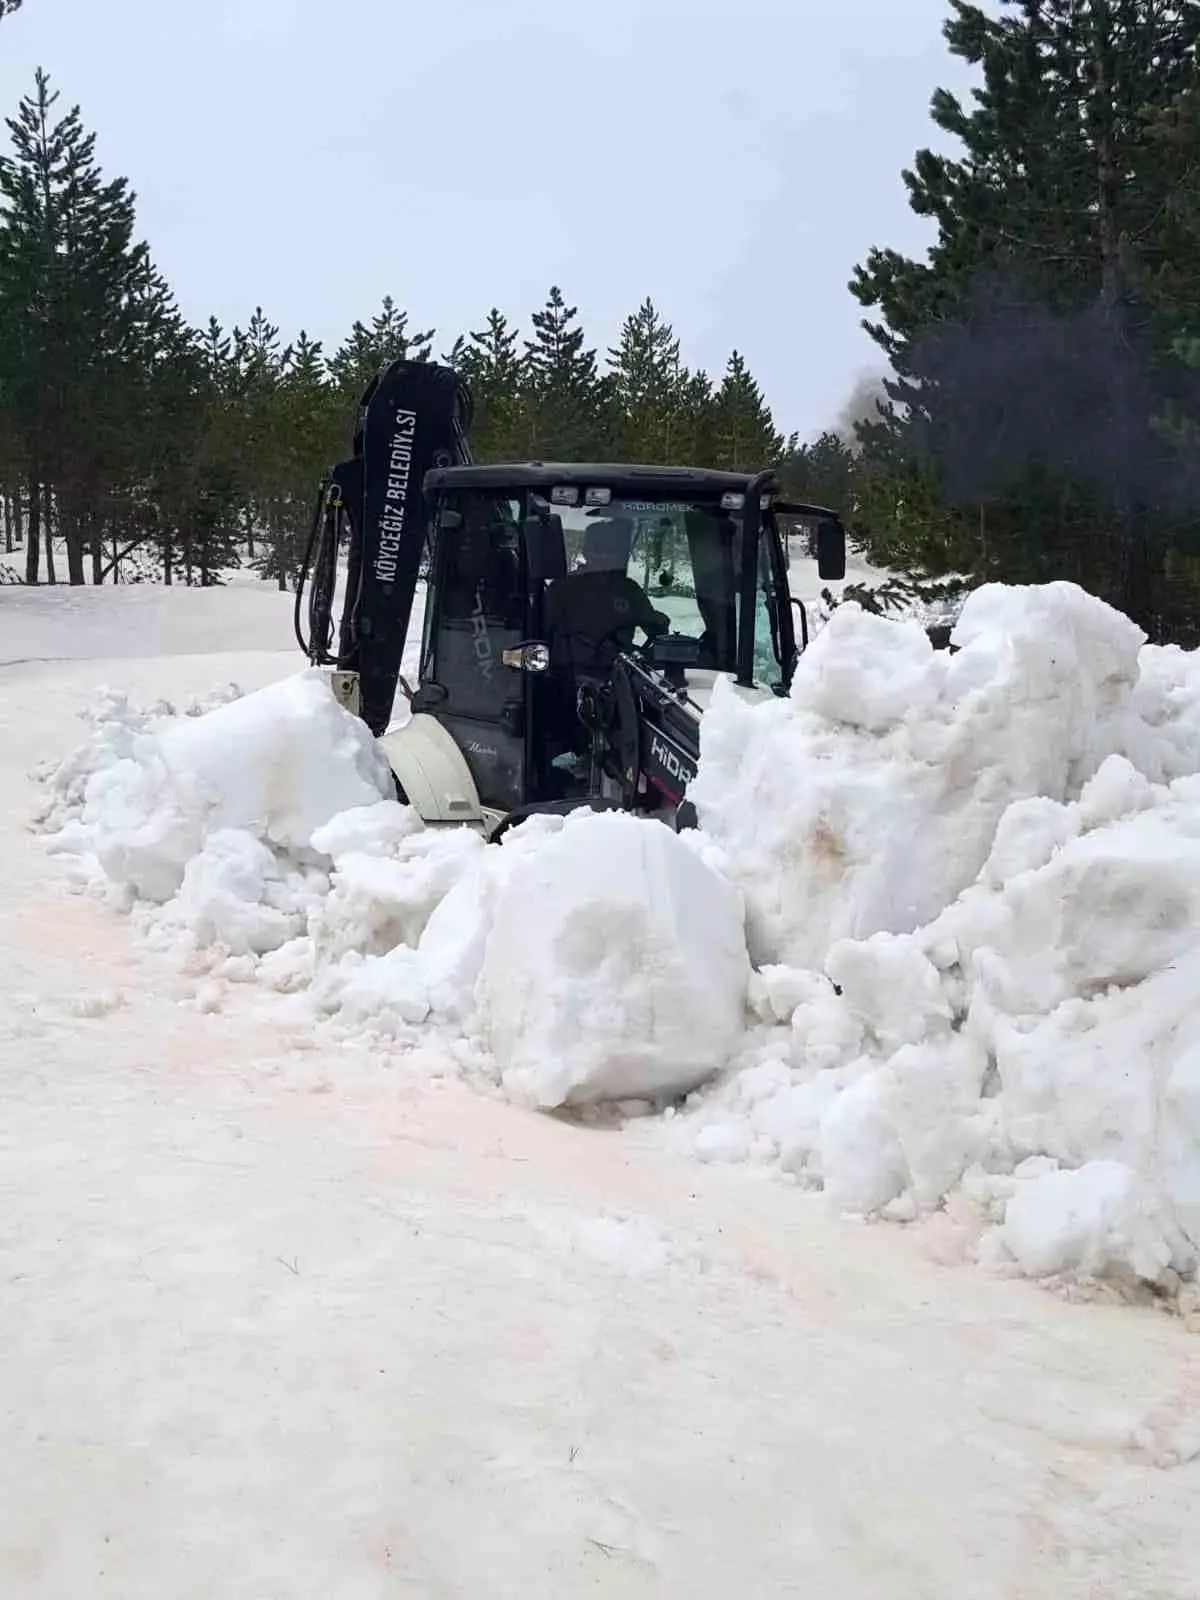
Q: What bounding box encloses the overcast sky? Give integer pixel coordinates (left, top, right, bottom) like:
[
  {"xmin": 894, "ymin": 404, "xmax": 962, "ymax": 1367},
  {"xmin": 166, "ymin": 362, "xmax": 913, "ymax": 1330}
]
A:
[{"xmin": 0, "ymin": 0, "xmax": 978, "ymax": 440}]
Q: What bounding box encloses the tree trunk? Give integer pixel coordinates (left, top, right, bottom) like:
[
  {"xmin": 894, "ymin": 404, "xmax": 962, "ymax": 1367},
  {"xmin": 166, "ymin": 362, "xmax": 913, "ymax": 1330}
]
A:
[
  {"xmin": 273, "ymin": 507, "xmax": 286, "ymax": 591},
  {"xmin": 976, "ymin": 502, "xmax": 989, "ymax": 582},
  {"xmin": 90, "ymin": 509, "xmax": 103, "ymax": 585},
  {"xmin": 3, "ymin": 496, "xmax": 11, "ymax": 554},
  {"xmin": 43, "ymin": 502, "xmax": 57, "ymax": 584},
  {"xmin": 64, "ymin": 501, "xmax": 86, "ymax": 585},
  {"xmin": 25, "ymin": 477, "xmax": 40, "ymax": 584}
]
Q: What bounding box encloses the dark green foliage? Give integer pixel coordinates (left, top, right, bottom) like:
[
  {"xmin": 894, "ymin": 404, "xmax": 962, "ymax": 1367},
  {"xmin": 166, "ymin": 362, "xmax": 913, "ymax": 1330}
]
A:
[
  {"xmin": 608, "ymin": 298, "xmax": 685, "ymax": 461},
  {"xmin": 11, "ymin": 8, "xmax": 1200, "ymax": 645},
  {"xmin": 456, "ymin": 308, "xmax": 524, "ymax": 460},
  {"xmin": 850, "ymin": 0, "xmax": 1200, "ymax": 637},
  {"xmin": 0, "ymin": 70, "xmax": 201, "ymax": 584},
  {"xmin": 0, "ymin": 75, "xmax": 793, "ymax": 590},
  {"xmin": 521, "ymin": 286, "xmax": 611, "ymax": 459},
  {"xmin": 710, "ymin": 351, "xmax": 785, "ymax": 472},
  {"xmin": 327, "ymin": 296, "xmax": 433, "ymax": 401}
]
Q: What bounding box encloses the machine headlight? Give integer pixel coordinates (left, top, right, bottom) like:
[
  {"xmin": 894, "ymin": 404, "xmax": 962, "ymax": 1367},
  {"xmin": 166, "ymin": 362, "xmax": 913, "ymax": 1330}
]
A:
[{"xmin": 502, "ymin": 643, "xmax": 551, "ymax": 673}]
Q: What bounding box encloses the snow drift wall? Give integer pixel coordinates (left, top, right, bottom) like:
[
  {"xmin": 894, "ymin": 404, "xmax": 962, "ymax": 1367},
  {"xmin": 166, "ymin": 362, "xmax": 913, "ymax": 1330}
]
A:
[
  {"xmin": 32, "ymin": 580, "xmax": 1200, "ymax": 1292},
  {"xmin": 688, "ymin": 581, "xmax": 1162, "ymax": 969},
  {"xmin": 682, "ymin": 584, "xmax": 1200, "ymax": 1286}
]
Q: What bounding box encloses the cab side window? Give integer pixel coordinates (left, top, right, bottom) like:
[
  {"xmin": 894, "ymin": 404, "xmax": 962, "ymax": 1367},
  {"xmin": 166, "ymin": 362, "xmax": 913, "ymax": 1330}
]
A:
[
  {"xmin": 431, "ymin": 495, "xmax": 526, "ymax": 723},
  {"xmin": 439, "ymin": 498, "xmax": 523, "ymax": 626}
]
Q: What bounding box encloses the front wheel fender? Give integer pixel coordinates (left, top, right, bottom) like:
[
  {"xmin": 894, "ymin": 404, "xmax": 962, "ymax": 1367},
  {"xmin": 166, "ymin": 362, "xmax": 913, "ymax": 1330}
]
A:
[{"xmin": 377, "ymin": 714, "xmax": 484, "ymax": 827}]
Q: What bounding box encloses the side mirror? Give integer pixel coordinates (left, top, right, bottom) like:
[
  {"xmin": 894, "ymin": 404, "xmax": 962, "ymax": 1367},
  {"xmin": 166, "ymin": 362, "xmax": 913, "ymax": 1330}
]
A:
[
  {"xmin": 816, "ymin": 517, "xmax": 846, "ymax": 581},
  {"xmin": 437, "ymin": 508, "xmax": 464, "ymax": 532}
]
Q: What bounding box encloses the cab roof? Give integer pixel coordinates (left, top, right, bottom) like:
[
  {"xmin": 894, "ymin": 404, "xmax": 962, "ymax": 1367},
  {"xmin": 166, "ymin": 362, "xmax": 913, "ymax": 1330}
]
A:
[{"xmin": 423, "ymin": 461, "xmax": 771, "ymax": 498}]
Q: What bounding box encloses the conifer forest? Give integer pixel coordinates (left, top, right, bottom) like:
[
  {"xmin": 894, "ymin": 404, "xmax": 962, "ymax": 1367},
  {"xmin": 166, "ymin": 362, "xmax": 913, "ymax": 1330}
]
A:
[{"xmin": 3, "ymin": 1, "xmax": 1200, "ymax": 641}]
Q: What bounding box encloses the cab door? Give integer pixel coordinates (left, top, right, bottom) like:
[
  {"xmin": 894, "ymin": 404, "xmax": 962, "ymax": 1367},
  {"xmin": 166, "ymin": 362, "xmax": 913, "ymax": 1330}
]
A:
[{"xmin": 423, "ymin": 494, "xmax": 529, "ymax": 812}]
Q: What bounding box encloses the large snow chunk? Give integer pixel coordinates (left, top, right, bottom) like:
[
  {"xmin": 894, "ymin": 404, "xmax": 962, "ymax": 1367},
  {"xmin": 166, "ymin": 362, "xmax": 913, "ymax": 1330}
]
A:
[
  {"xmin": 679, "ymin": 591, "xmax": 1200, "ymax": 1277},
  {"xmin": 479, "ymin": 811, "xmax": 750, "ymax": 1107},
  {"xmin": 417, "ymin": 813, "xmax": 566, "ymax": 1021},
  {"xmin": 689, "ymin": 583, "xmax": 1147, "ymax": 969},
  {"xmin": 157, "ymin": 669, "xmax": 394, "ymax": 853},
  {"xmin": 791, "ymin": 604, "xmax": 940, "ymax": 733},
  {"xmin": 309, "ymin": 800, "xmax": 424, "ymax": 860},
  {"xmin": 309, "ymin": 826, "xmax": 485, "ymax": 961},
  {"xmin": 1001, "ymin": 1162, "xmax": 1181, "ymax": 1283},
  {"xmin": 54, "ymin": 670, "xmax": 394, "ymax": 905},
  {"xmin": 820, "ymin": 1070, "xmax": 908, "ymax": 1215},
  {"xmin": 79, "ymin": 748, "xmax": 207, "ymax": 903},
  {"xmin": 148, "ymin": 828, "xmax": 310, "ymax": 956}
]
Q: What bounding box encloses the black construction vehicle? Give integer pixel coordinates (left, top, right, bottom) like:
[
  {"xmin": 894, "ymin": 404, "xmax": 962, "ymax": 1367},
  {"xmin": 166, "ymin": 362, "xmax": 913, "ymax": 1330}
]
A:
[{"xmin": 296, "ymin": 359, "xmax": 846, "ymax": 836}]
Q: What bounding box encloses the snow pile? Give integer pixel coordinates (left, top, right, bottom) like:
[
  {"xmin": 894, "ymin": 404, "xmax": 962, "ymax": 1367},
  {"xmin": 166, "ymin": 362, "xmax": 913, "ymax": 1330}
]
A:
[
  {"xmin": 31, "ymin": 681, "xmax": 244, "ymax": 835},
  {"xmin": 684, "ymin": 765, "xmax": 1200, "ymax": 1282},
  {"xmin": 479, "ymin": 811, "xmax": 748, "ymax": 1108},
  {"xmin": 269, "ymin": 805, "xmax": 748, "ymax": 1108},
  {"xmin": 38, "ymin": 680, "xmax": 748, "ymax": 1108},
  {"xmin": 679, "ymin": 581, "xmax": 1200, "ymax": 1287},
  {"xmin": 689, "ymin": 582, "xmax": 1150, "ymax": 969},
  {"xmin": 33, "ymin": 581, "xmax": 1200, "ymax": 1292},
  {"xmin": 42, "ymin": 670, "xmax": 394, "ymax": 908}
]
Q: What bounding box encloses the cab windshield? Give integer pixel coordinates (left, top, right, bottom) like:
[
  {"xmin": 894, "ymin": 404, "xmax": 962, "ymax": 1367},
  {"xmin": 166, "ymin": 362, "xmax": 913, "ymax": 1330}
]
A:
[{"xmin": 538, "ymin": 494, "xmax": 787, "ymax": 684}]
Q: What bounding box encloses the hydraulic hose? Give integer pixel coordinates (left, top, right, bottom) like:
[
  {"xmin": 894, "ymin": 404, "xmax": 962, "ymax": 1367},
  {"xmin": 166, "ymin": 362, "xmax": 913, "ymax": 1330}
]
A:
[{"xmin": 294, "ymin": 477, "xmax": 338, "ymax": 662}]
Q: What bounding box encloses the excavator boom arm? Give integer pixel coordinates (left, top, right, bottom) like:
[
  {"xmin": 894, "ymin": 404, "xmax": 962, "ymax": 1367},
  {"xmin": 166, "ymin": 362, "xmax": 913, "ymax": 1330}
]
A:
[{"xmin": 297, "ymin": 360, "xmax": 472, "ymax": 735}]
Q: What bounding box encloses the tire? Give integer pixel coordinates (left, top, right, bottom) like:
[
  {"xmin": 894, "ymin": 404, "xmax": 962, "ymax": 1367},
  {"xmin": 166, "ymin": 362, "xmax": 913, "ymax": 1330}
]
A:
[{"xmin": 488, "ymin": 795, "xmax": 622, "ymax": 845}]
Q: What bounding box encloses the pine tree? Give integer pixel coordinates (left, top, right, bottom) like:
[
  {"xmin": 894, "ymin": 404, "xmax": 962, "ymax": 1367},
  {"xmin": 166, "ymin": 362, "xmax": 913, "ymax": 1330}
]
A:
[
  {"xmin": 779, "ymin": 431, "xmax": 858, "ymax": 509},
  {"xmin": 672, "ymin": 368, "xmax": 716, "ymax": 464},
  {"xmin": 458, "ymin": 307, "xmax": 525, "ymax": 459},
  {"xmin": 328, "ymin": 295, "xmax": 433, "ymax": 399},
  {"xmin": 269, "ymin": 329, "xmax": 342, "ymax": 587},
  {"xmin": 710, "ymin": 351, "xmax": 782, "ymax": 470},
  {"xmin": 607, "ymin": 298, "xmax": 685, "ymax": 461},
  {"xmin": 0, "ymin": 69, "xmax": 184, "ymax": 583},
  {"xmin": 851, "ymin": 0, "xmax": 1200, "ymax": 626},
  {"xmin": 226, "ymin": 307, "xmax": 292, "ymax": 584},
  {"xmin": 522, "ymin": 286, "xmax": 608, "ymax": 458}
]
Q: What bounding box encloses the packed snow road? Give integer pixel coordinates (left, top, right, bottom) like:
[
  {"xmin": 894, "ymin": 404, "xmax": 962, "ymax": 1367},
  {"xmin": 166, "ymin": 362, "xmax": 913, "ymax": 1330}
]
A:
[{"xmin": 1, "ymin": 584, "xmax": 1198, "ymax": 1599}]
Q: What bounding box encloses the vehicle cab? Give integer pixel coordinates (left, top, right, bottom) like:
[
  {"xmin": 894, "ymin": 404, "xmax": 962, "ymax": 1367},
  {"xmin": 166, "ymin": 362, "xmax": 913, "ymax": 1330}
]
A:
[{"xmin": 404, "ymin": 462, "xmax": 846, "ymax": 820}]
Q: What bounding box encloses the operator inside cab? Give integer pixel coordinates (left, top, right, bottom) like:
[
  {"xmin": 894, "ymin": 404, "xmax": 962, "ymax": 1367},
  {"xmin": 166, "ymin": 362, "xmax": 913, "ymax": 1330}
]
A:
[{"xmin": 544, "ymin": 515, "xmax": 669, "ymax": 677}]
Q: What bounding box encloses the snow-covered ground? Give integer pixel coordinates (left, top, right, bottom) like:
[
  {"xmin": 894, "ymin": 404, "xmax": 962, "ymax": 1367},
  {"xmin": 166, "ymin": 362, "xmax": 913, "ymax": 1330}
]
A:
[
  {"xmin": 0, "ymin": 574, "xmax": 299, "ymax": 664},
  {"xmin": 3, "ymin": 578, "xmax": 1200, "ymax": 1597}
]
